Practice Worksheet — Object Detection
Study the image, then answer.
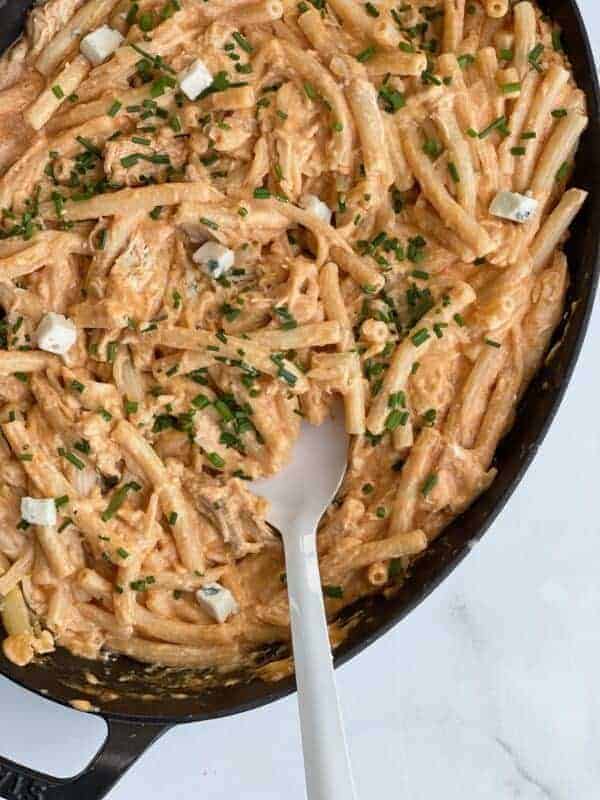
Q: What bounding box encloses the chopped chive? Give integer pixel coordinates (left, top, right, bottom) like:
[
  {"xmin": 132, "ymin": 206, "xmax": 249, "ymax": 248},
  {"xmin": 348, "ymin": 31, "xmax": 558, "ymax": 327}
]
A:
[
  {"xmin": 479, "ymin": 115, "xmax": 509, "ymax": 139},
  {"xmin": 555, "ymin": 161, "xmax": 569, "ymax": 182},
  {"xmin": 214, "ymin": 399, "xmax": 234, "ymax": 422},
  {"xmin": 528, "ymin": 43, "xmax": 544, "ymax": 72},
  {"xmin": 101, "ymin": 482, "xmax": 141, "ymax": 522},
  {"xmin": 323, "ymin": 585, "xmax": 344, "ymax": 599},
  {"xmin": 410, "ymin": 269, "xmax": 429, "ymax": 280},
  {"xmin": 356, "ymin": 45, "xmax": 376, "ymax": 63},
  {"xmin": 70, "ymin": 379, "xmax": 85, "ymax": 393},
  {"xmin": 422, "ymin": 408, "xmax": 437, "ymax": 425},
  {"xmin": 421, "ymin": 473, "xmax": 438, "ymax": 496},
  {"xmin": 233, "ymin": 31, "xmax": 253, "ymax": 53},
  {"xmin": 76, "ymin": 136, "xmax": 102, "ymax": 156},
  {"xmin": 52, "ymin": 85, "xmax": 64, "ymax": 99},
  {"xmin": 107, "ymin": 341, "xmax": 118, "ymax": 363},
  {"xmin": 422, "ymin": 138, "xmax": 441, "ymax": 158},
  {"xmin": 388, "ymin": 391, "xmax": 405, "ymax": 409},
  {"xmin": 552, "ymin": 30, "xmax": 563, "ymax": 52},
  {"xmin": 58, "ymin": 447, "xmax": 85, "ymax": 470},
  {"xmin": 303, "ymin": 81, "xmax": 317, "ymax": 100},
  {"xmin": 448, "ymin": 162, "xmax": 460, "ymax": 183},
  {"xmin": 457, "ymin": 53, "xmax": 475, "ymax": 69},
  {"xmin": 126, "ymin": 2, "xmax": 139, "ymax": 24},
  {"xmin": 378, "ymin": 85, "xmax": 405, "ymax": 114},
  {"xmin": 138, "ymin": 11, "xmax": 155, "ymax": 31},
  {"xmin": 108, "ymin": 100, "xmax": 122, "ymax": 117},
  {"xmin": 385, "ymin": 410, "xmax": 405, "ymax": 431},
  {"xmin": 206, "ymin": 451, "xmax": 225, "ymax": 469},
  {"xmin": 411, "ymin": 328, "xmax": 430, "ymax": 347},
  {"xmin": 120, "ymin": 154, "xmax": 139, "ymax": 169}
]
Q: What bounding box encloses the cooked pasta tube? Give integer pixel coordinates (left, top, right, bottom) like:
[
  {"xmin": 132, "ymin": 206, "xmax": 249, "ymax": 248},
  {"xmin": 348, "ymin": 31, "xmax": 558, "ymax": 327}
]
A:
[
  {"xmin": 320, "ymin": 530, "xmax": 428, "ymax": 584},
  {"xmin": 513, "ymin": 2, "xmax": 537, "ymax": 78},
  {"xmin": 443, "ymin": 0, "xmax": 466, "ymax": 53},
  {"xmin": 530, "ymin": 189, "xmax": 588, "ymax": 272},
  {"xmin": 389, "ymin": 429, "xmax": 444, "ymax": 537},
  {"xmin": 484, "ymin": 0, "xmax": 509, "ymax": 17}
]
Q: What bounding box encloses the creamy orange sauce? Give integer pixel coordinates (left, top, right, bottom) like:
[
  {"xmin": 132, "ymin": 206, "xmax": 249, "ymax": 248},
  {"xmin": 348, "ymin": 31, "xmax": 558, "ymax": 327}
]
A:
[{"xmin": 0, "ymin": 0, "xmax": 587, "ymax": 670}]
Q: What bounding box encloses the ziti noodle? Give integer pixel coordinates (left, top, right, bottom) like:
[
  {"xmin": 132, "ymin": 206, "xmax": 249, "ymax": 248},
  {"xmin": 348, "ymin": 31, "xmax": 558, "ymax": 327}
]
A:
[{"xmin": 0, "ymin": 0, "xmax": 588, "ymax": 669}]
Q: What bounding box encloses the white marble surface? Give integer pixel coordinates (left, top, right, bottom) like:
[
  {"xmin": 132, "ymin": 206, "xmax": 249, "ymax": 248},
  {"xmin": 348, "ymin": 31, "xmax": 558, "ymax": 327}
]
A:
[{"xmin": 1, "ymin": 4, "xmax": 600, "ymax": 799}]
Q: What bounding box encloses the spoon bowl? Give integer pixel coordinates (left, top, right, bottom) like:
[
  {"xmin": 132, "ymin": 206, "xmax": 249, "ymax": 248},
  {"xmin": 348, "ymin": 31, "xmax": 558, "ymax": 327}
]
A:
[{"xmin": 253, "ymin": 405, "xmax": 348, "ymax": 534}]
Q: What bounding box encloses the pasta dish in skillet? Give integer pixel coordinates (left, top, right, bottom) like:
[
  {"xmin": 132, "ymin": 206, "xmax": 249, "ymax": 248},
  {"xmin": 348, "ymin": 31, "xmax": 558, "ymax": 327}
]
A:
[{"xmin": 0, "ymin": 0, "xmax": 588, "ymax": 669}]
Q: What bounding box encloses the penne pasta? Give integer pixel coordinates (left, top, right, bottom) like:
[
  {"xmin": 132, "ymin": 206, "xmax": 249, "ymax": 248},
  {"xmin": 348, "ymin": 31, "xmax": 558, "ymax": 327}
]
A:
[{"xmin": 0, "ymin": 0, "xmax": 587, "ymax": 673}]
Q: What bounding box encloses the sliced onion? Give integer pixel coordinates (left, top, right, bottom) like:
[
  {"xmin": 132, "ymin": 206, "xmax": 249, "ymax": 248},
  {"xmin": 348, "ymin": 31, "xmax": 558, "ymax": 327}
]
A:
[{"xmin": 113, "ymin": 349, "xmax": 145, "ymax": 402}]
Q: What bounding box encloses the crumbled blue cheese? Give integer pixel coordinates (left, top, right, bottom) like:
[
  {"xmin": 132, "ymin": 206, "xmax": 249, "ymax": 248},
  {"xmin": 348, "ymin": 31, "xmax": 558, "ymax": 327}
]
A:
[
  {"xmin": 489, "ymin": 191, "xmax": 538, "ymax": 223},
  {"xmin": 21, "ymin": 497, "xmax": 57, "ymax": 527},
  {"xmin": 193, "ymin": 242, "xmax": 235, "ymax": 279},
  {"xmin": 196, "ymin": 583, "xmax": 239, "ymax": 623},
  {"xmin": 36, "ymin": 313, "xmax": 77, "ymax": 356},
  {"xmin": 80, "ymin": 26, "xmax": 124, "ymax": 66},
  {"xmin": 178, "ymin": 60, "xmax": 213, "ymax": 101},
  {"xmin": 302, "ymin": 194, "xmax": 332, "ymax": 225}
]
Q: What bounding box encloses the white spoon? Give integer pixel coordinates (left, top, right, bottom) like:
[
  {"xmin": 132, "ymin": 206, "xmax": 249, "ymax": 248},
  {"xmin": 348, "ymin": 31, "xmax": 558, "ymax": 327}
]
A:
[{"xmin": 254, "ymin": 406, "xmax": 357, "ymax": 800}]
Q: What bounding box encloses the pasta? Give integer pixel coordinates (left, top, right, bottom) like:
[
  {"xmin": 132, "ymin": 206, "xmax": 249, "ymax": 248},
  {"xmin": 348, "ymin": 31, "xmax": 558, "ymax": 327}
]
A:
[{"xmin": 0, "ymin": 0, "xmax": 588, "ymax": 671}]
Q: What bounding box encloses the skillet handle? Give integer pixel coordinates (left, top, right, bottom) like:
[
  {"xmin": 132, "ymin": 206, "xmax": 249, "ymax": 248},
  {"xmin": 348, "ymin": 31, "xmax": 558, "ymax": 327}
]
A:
[{"xmin": 0, "ymin": 718, "xmax": 170, "ymax": 800}]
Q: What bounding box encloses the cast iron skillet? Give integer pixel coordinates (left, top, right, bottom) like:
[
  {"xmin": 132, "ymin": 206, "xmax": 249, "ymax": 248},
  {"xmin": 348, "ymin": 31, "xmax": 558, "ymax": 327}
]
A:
[{"xmin": 0, "ymin": 2, "xmax": 598, "ymax": 798}]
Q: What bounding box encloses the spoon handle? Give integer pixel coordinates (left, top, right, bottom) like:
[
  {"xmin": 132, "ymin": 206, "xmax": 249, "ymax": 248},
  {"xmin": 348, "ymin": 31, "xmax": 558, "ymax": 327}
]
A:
[{"xmin": 283, "ymin": 523, "xmax": 357, "ymax": 800}]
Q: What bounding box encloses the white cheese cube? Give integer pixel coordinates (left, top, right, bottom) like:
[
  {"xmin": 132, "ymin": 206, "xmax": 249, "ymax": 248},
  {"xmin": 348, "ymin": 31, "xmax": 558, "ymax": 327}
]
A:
[
  {"xmin": 80, "ymin": 26, "xmax": 124, "ymax": 66},
  {"xmin": 36, "ymin": 313, "xmax": 77, "ymax": 356},
  {"xmin": 196, "ymin": 583, "xmax": 239, "ymax": 624},
  {"xmin": 21, "ymin": 497, "xmax": 57, "ymax": 527},
  {"xmin": 302, "ymin": 194, "xmax": 332, "ymax": 225},
  {"xmin": 178, "ymin": 59, "xmax": 213, "ymax": 101},
  {"xmin": 193, "ymin": 241, "xmax": 235, "ymax": 279},
  {"xmin": 489, "ymin": 191, "xmax": 538, "ymax": 223}
]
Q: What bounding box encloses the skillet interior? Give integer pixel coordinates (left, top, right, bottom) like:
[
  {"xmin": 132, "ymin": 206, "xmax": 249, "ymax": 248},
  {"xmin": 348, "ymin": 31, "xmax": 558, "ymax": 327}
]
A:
[{"xmin": 0, "ymin": 0, "xmax": 598, "ymax": 726}]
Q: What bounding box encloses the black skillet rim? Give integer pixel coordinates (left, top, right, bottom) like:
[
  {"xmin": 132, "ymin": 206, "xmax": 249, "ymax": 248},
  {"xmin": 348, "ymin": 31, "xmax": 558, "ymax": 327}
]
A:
[{"xmin": 0, "ymin": 0, "xmax": 598, "ymax": 727}]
